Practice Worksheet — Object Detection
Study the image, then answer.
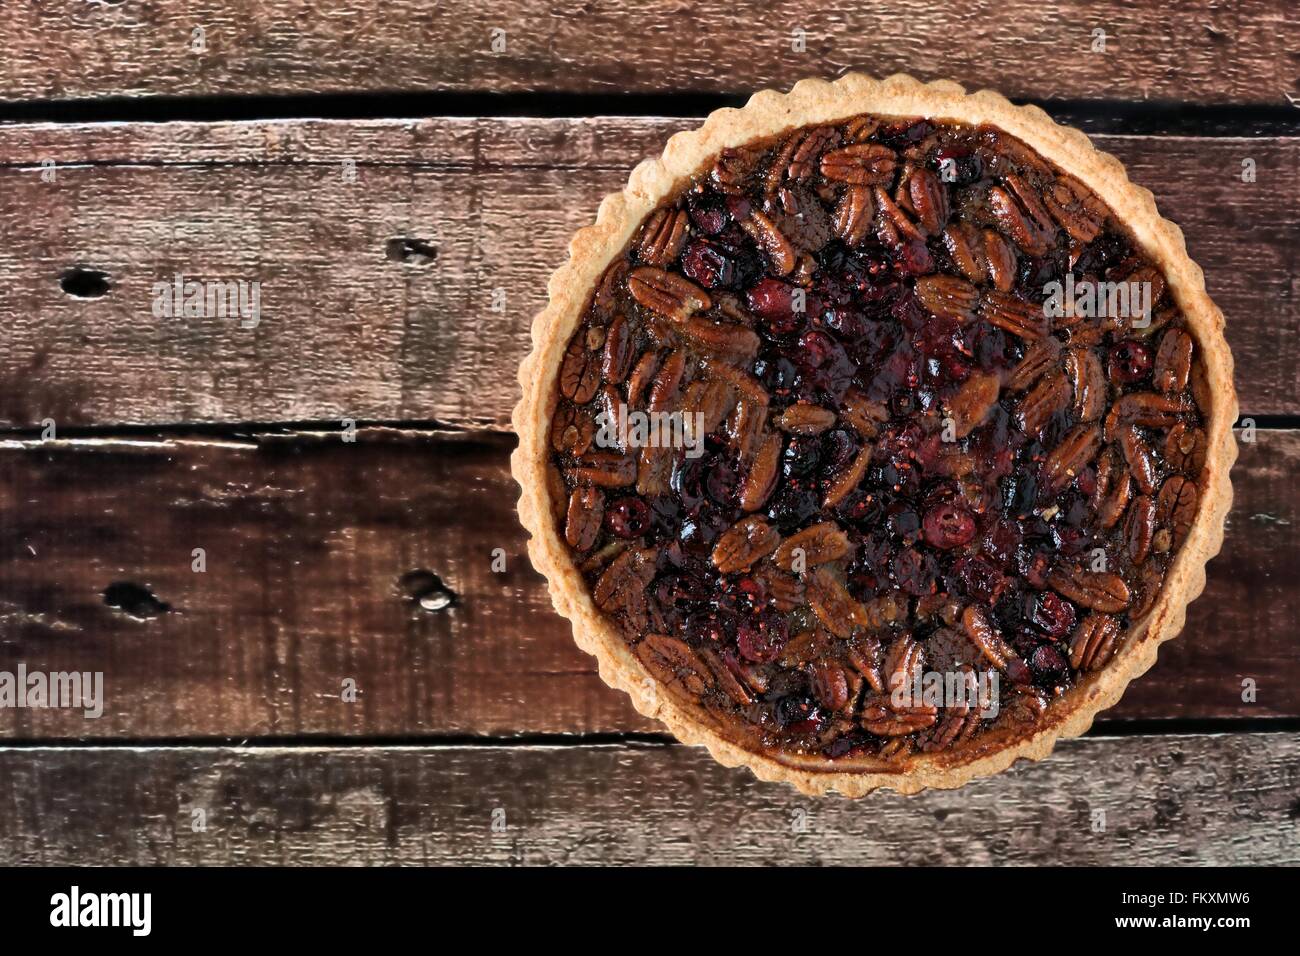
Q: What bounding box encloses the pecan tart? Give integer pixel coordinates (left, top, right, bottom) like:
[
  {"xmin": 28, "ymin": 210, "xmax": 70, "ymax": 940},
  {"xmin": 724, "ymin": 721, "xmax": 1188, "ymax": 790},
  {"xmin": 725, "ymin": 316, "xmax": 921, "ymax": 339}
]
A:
[{"xmin": 513, "ymin": 75, "xmax": 1236, "ymax": 795}]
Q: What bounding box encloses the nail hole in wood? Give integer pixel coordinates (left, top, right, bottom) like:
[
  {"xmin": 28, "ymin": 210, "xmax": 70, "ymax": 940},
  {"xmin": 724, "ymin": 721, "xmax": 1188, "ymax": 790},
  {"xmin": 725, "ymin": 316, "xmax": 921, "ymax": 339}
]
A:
[
  {"xmin": 60, "ymin": 268, "xmax": 112, "ymax": 298},
  {"xmin": 398, "ymin": 569, "xmax": 456, "ymax": 613},
  {"xmin": 102, "ymin": 581, "xmax": 171, "ymax": 619},
  {"xmin": 385, "ymin": 238, "xmax": 439, "ymax": 266}
]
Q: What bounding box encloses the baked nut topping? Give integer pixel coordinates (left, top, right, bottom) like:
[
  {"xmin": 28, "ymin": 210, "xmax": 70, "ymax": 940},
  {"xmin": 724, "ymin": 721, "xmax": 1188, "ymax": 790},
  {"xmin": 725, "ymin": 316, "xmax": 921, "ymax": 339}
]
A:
[{"xmin": 546, "ymin": 112, "xmax": 1214, "ymax": 762}]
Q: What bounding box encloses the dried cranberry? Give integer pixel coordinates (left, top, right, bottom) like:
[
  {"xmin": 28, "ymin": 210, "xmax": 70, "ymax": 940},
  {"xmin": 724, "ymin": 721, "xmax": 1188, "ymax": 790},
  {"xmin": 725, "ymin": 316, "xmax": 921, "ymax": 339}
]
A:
[
  {"xmin": 605, "ymin": 496, "xmax": 651, "ymax": 538},
  {"xmin": 718, "ymin": 575, "xmax": 768, "ymax": 617},
  {"xmin": 953, "ymin": 554, "xmax": 1009, "ymax": 605},
  {"xmin": 684, "ymin": 612, "xmax": 728, "ymax": 645},
  {"xmin": 686, "ymin": 192, "xmax": 728, "ymax": 235},
  {"xmin": 982, "ymin": 520, "xmax": 1023, "ymax": 569},
  {"xmin": 766, "ymin": 481, "xmax": 820, "ymax": 532},
  {"xmin": 774, "ymin": 694, "xmax": 824, "ymax": 735},
  {"xmin": 782, "ymin": 435, "xmax": 822, "ymax": 479},
  {"xmin": 932, "ymin": 145, "xmax": 983, "ymax": 187},
  {"xmin": 747, "ymin": 278, "xmax": 803, "ymax": 333},
  {"xmin": 1029, "ymin": 592, "xmax": 1077, "ymax": 639},
  {"xmin": 1030, "ymin": 643, "xmax": 1069, "ymax": 685},
  {"xmin": 1108, "ymin": 340, "xmax": 1153, "ymax": 384},
  {"xmin": 680, "ymin": 239, "xmax": 735, "ymax": 289},
  {"xmin": 922, "ymin": 503, "xmax": 976, "ymax": 549},
  {"xmin": 891, "ymin": 547, "xmax": 939, "ymax": 596},
  {"xmin": 888, "ymin": 501, "xmax": 923, "ymax": 542},
  {"xmin": 656, "ymin": 574, "xmax": 709, "ymax": 610},
  {"xmin": 736, "ymin": 613, "xmax": 789, "ymax": 663}
]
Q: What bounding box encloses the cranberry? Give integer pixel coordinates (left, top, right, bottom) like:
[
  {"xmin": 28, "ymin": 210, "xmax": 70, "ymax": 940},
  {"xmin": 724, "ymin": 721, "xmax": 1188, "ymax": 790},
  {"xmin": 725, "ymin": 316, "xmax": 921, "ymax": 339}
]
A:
[
  {"xmin": 656, "ymin": 574, "xmax": 709, "ymax": 610},
  {"xmin": 774, "ymin": 694, "xmax": 824, "ymax": 735},
  {"xmin": 932, "ymin": 146, "xmax": 983, "ymax": 187},
  {"xmin": 782, "ymin": 435, "xmax": 822, "ymax": 479},
  {"xmin": 953, "ymin": 554, "xmax": 1009, "ymax": 605},
  {"xmin": 705, "ymin": 457, "xmax": 740, "ymax": 504},
  {"xmin": 819, "ymin": 428, "xmax": 859, "ymax": 473},
  {"xmin": 888, "ymin": 502, "xmax": 923, "ymax": 542},
  {"xmin": 736, "ymin": 613, "xmax": 789, "ymax": 663},
  {"xmin": 684, "ymin": 612, "xmax": 727, "ymax": 645},
  {"xmin": 605, "ymin": 496, "xmax": 651, "ymax": 538},
  {"xmin": 1108, "ymin": 340, "xmax": 1153, "ymax": 384},
  {"xmin": 686, "ymin": 193, "xmax": 728, "ymax": 235},
  {"xmin": 766, "ymin": 482, "xmax": 820, "ymax": 532},
  {"xmin": 680, "ymin": 239, "xmax": 735, "ymax": 289},
  {"xmin": 747, "ymin": 278, "xmax": 803, "ymax": 333},
  {"xmin": 922, "ymin": 503, "xmax": 976, "ymax": 549},
  {"xmin": 982, "ymin": 520, "xmax": 1023, "ymax": 569},
  {"xmin": 891, "ymin": 547, "xmax": 939, "ymax": 596},
  {"xmin": 1030, "ymin": 643, "xmax": 1070, "ymax": 685},
  {"xmin": 718, "ymin": 575, "xmax": 768, "ymax": 617},
  {"xmin": 1030, "ymin": 592, "xmax": 1076, "ymax": 639}
]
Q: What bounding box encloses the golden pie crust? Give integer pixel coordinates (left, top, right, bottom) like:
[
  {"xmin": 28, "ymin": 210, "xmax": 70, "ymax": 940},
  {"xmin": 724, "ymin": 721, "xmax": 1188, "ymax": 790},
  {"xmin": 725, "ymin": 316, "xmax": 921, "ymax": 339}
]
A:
[{"xmin": 511, "ymin": 73, "xmax": 1237, "ymax": 795}]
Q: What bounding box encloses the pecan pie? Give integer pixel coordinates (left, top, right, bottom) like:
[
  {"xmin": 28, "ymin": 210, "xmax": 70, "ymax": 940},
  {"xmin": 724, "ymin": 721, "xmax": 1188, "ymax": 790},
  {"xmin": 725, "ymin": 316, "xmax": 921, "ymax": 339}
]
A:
[{"xmin": 513, "ymin": 75, "xmax": 1236, "ymax": 795}]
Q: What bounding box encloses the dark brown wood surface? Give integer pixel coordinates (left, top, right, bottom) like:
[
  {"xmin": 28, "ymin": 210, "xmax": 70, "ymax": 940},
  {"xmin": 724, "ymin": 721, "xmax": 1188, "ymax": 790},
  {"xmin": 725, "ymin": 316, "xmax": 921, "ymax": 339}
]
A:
[
  {"xmin": 0, "ymin": 426, "xmax": 1290, "ymax": 740},
  {"xmin": 0, "ymin": 121, "xmax": 1295, "ymax": 430},
  {"xmin": 0, "ymin": 3, "xmax": 1296, "ymax": 866},
  {"xmin": 2, "ymin": 1, "xmax": 1297, "ymax": 104},
  {"xmin": 0, "ymin": 733, "xmax": 1295, "ymax": 864}
]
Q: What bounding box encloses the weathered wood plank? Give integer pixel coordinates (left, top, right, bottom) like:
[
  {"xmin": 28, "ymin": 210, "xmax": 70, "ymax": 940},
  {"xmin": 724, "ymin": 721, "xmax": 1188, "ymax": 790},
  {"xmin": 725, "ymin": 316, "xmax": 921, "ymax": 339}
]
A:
[
  {"xmin": 0, "ymin": 427, "xmax": 1290, "ymax": 739},
  {"xmin": 1, "ymin": 1, "xmax": 1296, "ymax": 104},
  {"xmin": 0, "ymin": 119, "xmax": 1295, "ymax": 429},
  {"xmin": 0, "ymin": 734, "xmax": 1295, "ymax": 864}
]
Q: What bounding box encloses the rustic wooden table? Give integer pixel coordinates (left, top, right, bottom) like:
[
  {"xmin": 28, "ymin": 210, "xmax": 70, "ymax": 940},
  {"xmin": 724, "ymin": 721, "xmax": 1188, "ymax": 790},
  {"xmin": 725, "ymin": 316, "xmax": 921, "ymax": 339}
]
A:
[{"xmin": 0, "ymin": 1, "xmax": 1296, "ymax": 865}]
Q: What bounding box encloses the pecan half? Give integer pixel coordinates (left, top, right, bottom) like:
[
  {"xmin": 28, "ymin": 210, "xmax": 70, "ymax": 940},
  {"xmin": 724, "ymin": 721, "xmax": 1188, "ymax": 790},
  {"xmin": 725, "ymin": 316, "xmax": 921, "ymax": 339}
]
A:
[
  {"xmin": 559, "ymin": 331, "xmax": 602, "ymax": 404},
  {"xmin": 806, "ymin": 567, "xmax": 868, "ymax": 639},
  {"xmin": 636, "ymin": 207, "xmax": 689, "ymax": 266},
  {"xmin": 832, "ymin": 186, "xmax": 875, "ymax": 246},
  {"xmin": 915, "ymin": 274, "xmax": 979, "ymax": 322},
  {"xmin": 1155, "ymin": 475, "xmax": 1198, "ymax": 549},
  {"xmin": 1118, "ymin": 424, "xmax": 1160, "ymax": 495},
  {"xmin": 681, "ymin": 318, "xmax": 761, "ymax": 363},
  {"xmin": 627, "ymin": 266, "xmax": 711, "ymax": 320},
  {"xmin": 981, "ymin": 290, "xmax": 1048, "ymax": 339},
  {"xmin": 565, "ymin": 486, "xmax": 604, "ymax": 551},
  {"xmin": 1092, "ymin": 446, "xmax": 1133, "ymax": 528},
  {"xmin": 775, "ymin": 402, "xmax": 836, "ymax": 435},
  {"xmin": 1153, "ymin": 328, "xmax": 1193, "ymax": 393},
  {"xmin": 1042, "ymin": 174, "xmax": 1107, "ymax": 243},
  {"xmin": 1164, "ymin": 422, "xmax": 1207, "ymax": 476},
  {"xmin": 1068, "ymin": 613, "xmax": 1122, "ymax": 671},
  {"xmin": 742, "ymin": 210, "xmax": 797, "ymax": 276},
  {"xmin": 1065, "ymin": 346, "xmax": 1106, "ymax": 422},
  {"xmin": 1047, "ymin": 565, "xmax": 1130, "ymax": 613},
  {"xmin": 1007, "ymin": 337, "xmax": 1060, "ymax": 391},
  {"xmin": 988, "ymin": 179, "xmax": 1052, "ymax": 256},
  {"xmin": 863, "ymin": 699, "xmax": 937, "ymax": 736},
  {"xmin": 1016, "ymin": 368, "xmax": 1070, "ymax": 436},
  {"xmin": 1124, "ymin": 494, "xmax": 1156, "ymax": 564},
  {"xmin": 810, "ymin": 659, "xmax": 851, "ymax": 712},
  {"xmin": 819, "ymin": 144, "xmax": 898, "ymax": 185},
  {"xmin": 822, "ymin": 443, "xmax": 873, "ymax": 508},
  {"xmin": 947, "ymin": 370, "xmax": 1001, "ymax": 439},
  {"xmin": 636, "ymin": 634, "xmax": 714, "ymax": 697},
  {"xmin": 738, "ymin": 431, "xmax": 783, "ymax": 512},
  {"xmin": 961, "ymin": 605, "xmax": 1018, "ymax": 672},
  {"xmin": 942, "ymin": 222, "xmax": 986, "ymax": 284},
  {"xmin": 983, "ymin": 229, "xmax": 1017, "ymax": 291},
  {"xmin": 551, "ymin": 403, "xmax": 596, "ymax": 456},
  {"xmin": 908, "ymin": 167, "xmax": 949, "ymax": 234},
  {"xmin": 602, "ymin": 313, "xmax": 635, "ymax": 384},
  {"xmin": 1041, "ymin": 423, "xmax": 1102, "ymax": 494},
  {"xmin": 773, "ymin": 522, "xmax": 852, "ymax": 570},
  {"xmin": 712, "ymin": 516, "xmax": 780, "ymax": 573}
]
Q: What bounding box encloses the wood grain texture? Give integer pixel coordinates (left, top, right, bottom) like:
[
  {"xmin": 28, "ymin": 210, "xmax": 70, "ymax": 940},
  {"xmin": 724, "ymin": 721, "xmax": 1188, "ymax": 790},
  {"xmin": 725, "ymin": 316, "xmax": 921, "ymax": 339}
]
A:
[
  {"xmin": 0, "ymin": 426, "xmax": 1290, "ymax": 740},
  {"xmin": 0, "ymin": 734, "xmax": 1295, "ymax": 864},
  {"xmin": 0, "ymin": 119, "xmax": 1294, "ymax": 429},
  {"xmin": 1, "ymin": 1, "xmax": 1296, "ymax": 104}
]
